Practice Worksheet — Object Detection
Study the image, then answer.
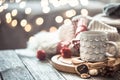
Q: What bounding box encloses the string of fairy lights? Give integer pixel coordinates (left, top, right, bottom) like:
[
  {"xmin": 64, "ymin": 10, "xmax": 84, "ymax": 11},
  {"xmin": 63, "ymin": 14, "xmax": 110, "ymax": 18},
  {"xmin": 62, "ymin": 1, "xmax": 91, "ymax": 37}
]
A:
[{"xmin": 0, "ymin": 0, "xmax": 89, "ymax": 33}]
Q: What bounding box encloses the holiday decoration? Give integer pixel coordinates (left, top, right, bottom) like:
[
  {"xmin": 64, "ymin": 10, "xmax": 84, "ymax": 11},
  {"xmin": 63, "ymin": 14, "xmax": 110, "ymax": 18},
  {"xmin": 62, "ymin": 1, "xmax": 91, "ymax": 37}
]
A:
[
  {"xmin": 27, "ymin": 15, "xmax": 120, "ymax": 79},
  {"xmin": 60, "ymin": 47, "xmax": 72, "ymax": 58},
  {"xmin": 37, "ymin": 50, "xmax": 46, "ymax": 60}
]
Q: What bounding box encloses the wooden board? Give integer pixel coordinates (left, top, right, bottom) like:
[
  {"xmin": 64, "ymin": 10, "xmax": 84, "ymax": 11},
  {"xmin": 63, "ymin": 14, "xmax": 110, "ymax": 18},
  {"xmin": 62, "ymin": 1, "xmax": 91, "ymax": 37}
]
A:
[
  {"xmin": 15, "ymin": 49, "xmax": 66, "ymax": 80},
  {"xmin": 0, "ymin": 50, "xmax": 34, "ymax": 80},
  {"xmin": 51, "ymin": 55, "xmax": 120, "ymax": 74}
]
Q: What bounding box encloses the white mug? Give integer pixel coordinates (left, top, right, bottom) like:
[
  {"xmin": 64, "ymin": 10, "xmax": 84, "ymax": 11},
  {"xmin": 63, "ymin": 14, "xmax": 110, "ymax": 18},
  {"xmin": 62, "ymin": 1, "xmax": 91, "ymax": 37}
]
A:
[{"xmin": 79, "ymin": 31, "xmax": 118, "ymax": 62}]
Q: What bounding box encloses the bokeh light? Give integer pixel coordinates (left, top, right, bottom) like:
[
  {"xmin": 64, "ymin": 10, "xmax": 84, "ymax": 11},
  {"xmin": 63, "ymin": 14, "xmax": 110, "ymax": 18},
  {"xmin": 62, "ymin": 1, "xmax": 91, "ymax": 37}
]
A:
[
  {"xmin": 64, "ymin": 19, "xmax": 72, "ymax": 24},
  {"xmin": 5, "ymin": 13, "xmax": 11, "ymax": 19},
  {"xmin": 55, "ymin": 16, "xmax": 63, "ymax": 23},
  {"xmin": 11, "ymin": 19, "xmax": 18, "ymax": 27},
  {"xmin": 35, "ymin": 17, "xmax": 44, "ymax": 25},
  {"xmin": 20, "ymin": 19, "xmax": 27, "ymax": 27},
  {"xmin": 65, "ymin": 9, "xmax": 76, "ymax": 18},
  {"xmin": 24, "ymin": 24, "xmax": 32, "ymax": 32},
  {"xmin": 81, "ymin": 9, "xmax": 88, "ymax": 16},
  {"xmin": 6, "ymin": 17, "xmax": 12, "ymax": 23},
  {"xmin": 6, "ymin": 13, "xmax": 12, "ymax": 23},
  {"xmin": 11, "ymin": 9, "xmax": 18, "ymax": 17},
  {"xmin": 49, "ymin": 26, "xmax": 57, "ymax": 32},
  {"xmin": 25, "ymin": 7, "xmax": 32, "ymax": 14}
]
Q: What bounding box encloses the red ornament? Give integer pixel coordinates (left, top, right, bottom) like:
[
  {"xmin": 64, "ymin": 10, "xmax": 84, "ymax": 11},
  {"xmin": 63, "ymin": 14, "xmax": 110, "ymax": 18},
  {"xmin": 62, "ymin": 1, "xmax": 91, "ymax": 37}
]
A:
[
  {"xmin": 56, "ymin": 41, "xmax": 71, "ymax": 54},
  {"xmin": 60, "ymin": 47, "xmax": 72, "ymax": 58},
  {"xmin": 37, "ymin": 50, "xmax": 46, "ymax": 60}
]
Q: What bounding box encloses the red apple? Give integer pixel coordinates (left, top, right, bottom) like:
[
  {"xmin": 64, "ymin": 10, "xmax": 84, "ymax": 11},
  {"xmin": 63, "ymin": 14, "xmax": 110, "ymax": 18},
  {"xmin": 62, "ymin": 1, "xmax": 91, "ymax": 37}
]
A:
[
  {"xmin": 60, "ymin": 47, "xmax": 72, "ymax": 58},
  {"xmin": 37, "ymin": 50, "xmax": 46, "ymax": 60}
]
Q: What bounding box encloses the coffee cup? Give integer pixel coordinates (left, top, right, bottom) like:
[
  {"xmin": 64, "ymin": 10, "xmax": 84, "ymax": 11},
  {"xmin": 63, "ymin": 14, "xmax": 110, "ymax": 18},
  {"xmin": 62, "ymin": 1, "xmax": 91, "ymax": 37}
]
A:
[{"xmin": 79, "ymin": 31, "xmax": 118, "ymax": 62}]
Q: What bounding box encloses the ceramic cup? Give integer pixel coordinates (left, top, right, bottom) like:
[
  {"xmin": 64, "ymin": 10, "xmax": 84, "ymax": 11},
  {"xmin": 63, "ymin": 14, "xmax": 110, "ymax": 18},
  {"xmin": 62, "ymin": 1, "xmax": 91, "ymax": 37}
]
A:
[{"xmin": 79, "ymin": 31, "xmax": 118, "ymax": 62}]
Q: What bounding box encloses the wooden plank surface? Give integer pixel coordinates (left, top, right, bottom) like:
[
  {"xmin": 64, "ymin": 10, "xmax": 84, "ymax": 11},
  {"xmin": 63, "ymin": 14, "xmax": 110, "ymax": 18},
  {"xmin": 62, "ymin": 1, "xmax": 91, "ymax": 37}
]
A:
[
  {"xmin": 15, "ymin": 49, "xmax": 66, "ymax": 80},
  {"xmin": 15, "ymin": 49, "xmax": 116, "ymax": 80},
  {"xmin": 0, "ymin": 50, "xmax": 34, "ymax": 80},
  {"xmin": 0, "ymin": 49, "xmax": 115, "ymax": 80}
]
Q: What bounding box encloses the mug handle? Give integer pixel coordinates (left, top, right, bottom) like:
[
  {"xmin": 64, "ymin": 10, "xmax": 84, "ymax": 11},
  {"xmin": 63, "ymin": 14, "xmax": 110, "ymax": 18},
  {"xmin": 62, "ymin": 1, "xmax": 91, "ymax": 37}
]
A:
[{"xmin": 105, "ymin": 41, "xmax": 118, "ymax": 57}]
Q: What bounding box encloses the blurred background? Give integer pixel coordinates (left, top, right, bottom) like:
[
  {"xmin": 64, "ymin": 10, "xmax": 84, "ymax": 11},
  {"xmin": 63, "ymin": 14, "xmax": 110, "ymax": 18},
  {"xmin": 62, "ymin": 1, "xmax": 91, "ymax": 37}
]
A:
[{"xmin": 0, "ymin": 0, "xmax": 119, "ymax": 50}]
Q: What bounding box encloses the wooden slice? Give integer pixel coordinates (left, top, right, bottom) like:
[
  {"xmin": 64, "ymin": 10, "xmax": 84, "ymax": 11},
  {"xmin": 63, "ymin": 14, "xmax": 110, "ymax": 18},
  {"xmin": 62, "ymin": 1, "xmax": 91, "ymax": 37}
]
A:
[{"xmin": 51, "ymin": 55, "xmax": 76, "ymax": 73}]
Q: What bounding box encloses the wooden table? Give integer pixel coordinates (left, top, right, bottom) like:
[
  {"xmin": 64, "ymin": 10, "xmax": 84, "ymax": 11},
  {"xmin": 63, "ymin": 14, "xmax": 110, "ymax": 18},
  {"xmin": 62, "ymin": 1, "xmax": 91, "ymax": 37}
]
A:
[{"xmin": 0, "ymin": 49, "xmax": 119, "ymax": 80}]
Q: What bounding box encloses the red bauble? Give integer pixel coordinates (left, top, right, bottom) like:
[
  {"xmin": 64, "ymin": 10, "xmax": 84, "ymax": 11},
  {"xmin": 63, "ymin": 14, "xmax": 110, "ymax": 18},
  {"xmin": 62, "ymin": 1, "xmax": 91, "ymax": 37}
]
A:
[
  {"xmin": 37, "ymin": 50, "xmax": 46, "ymax": 60},
  {"xmin": 56, "ymin": 41, "xmax": 71, "ymax": 54},
  {"xmin": 60, "ymin": 47, "xmax": 72, "ymax": 58}
]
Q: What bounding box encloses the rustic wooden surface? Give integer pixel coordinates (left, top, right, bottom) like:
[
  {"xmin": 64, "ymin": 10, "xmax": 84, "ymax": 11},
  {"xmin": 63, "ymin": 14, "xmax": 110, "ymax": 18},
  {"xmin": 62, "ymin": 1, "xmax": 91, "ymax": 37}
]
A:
[{"xmin": 0, "ymin": 49, "xmax": 119, "ymax": 80}]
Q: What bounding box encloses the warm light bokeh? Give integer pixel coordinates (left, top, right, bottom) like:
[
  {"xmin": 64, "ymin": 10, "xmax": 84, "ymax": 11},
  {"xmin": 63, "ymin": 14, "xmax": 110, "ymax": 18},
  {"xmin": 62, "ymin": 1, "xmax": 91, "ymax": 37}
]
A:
[
  {"xmin": 11, "ymin": 9, "xmax": 18, "ymax": 17},
  {"xmin": 24, "ymin": 24, "xmax": 32, "ymax": 32},
  {"xmin": 64, "ymin": 19, "xmax": 72, "ymax": 24},
  {"xmin": 20, "ymin": 19, "xmax": 27, "ymax": 27},
  {"xmin": 49, "ymin": 26, "xmax": 57, "ymax": 32},
  {"xmin": 36, "ymin": 17, "xmax": 44, "ymax": 25},
  {"xmin": 81, "ymin": 8, "xmax": 88, "ymax": 16},
  {"xmin": 55, "ymin": 16, "xmax": 63, "ymax": 23},
  {"xmin": 25, "ymin": 8, "xmax": 32, "ymax": 14},
  {"xmin": 11, "ymin": 19, "xmax": 18, "ymax": 27},
  {"xmin": 65, "ymin": 9, "xmax": 76, "ymax": 18}
]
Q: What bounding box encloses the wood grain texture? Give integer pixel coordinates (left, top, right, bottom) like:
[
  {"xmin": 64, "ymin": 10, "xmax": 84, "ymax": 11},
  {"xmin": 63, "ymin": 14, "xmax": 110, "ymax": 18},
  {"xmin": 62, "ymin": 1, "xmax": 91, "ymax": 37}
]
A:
[
  {"xmin": 0, "ymin": 50, "xmax": 23, "ymax": 72},
  {"xmin": 51, "ymin": 55, "xmax": 116, "ymax": 80},
  {"xmin": 51, "ymin": 55, "xmax": 76, "ymax": 73},
  {"xmin": 15, "ymin": 49, "xmax": 66, "ymax": 80},
  {"xmin": 1, "ymin": 67, "xmax": 34, "ymax": 80},
  {"xmin": 60, "ymin": 72, "xmax": 91, "ymax": 80},
  {"xmin": 60, "ymin": 72, "xmax": 114, "ymax": 80},
  {"xmin": 0, "ymin": 50, "xmax": 34, "ymax": 80},
  {"xmin": 15, "ymin": 49, "xmax": 116, "ymax": 80}
]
